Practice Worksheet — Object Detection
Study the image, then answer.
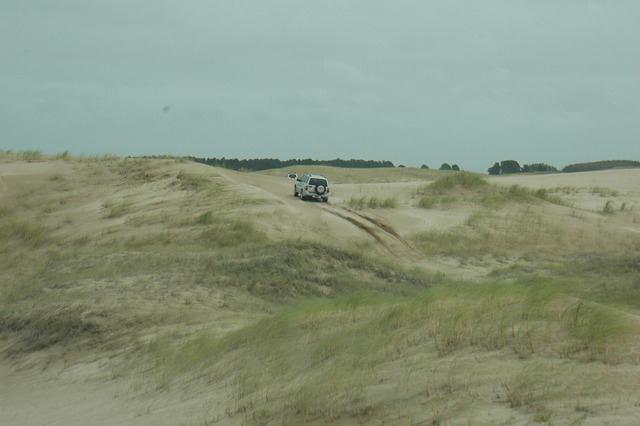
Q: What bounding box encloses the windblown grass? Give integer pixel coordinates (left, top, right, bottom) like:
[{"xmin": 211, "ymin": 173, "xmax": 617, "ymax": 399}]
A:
[
  {"xmin": 138, "ymin": 280, "xmax": 636, "ymax": 423},
  {"xmin": 2, "ymin": 156, "xmax": 638, "ymax": 424},
  {"xmin": 19, "ymin": 150, "xmax": 42, "ymax": 162},
  {"xmin": 0, "ymin": 220, "xmax": 50, "ymax": 247},
  {"xmin": 416, "ymin": 173, "xmax": 567, "ymax": 208},
  {"xmin": 347, "ymin": 195, "xmax": 397, "ymax": 209},
  {"xmin": 495, "ymin": 253, "xmax": 640, "ymax": 311},
  {"xmin": 102, "ymin": 198, "xmax": 133, "ymax": 218},
  {"xmin": 200, "ymin": 219, "xmax": 267, "ymax": 248},
  {"xmin": 176, "ymin": 171, "xmax": 211, "ymax": 190},
  {"xmin": 412, "ymin": 207, "xmax": 565, "ymax": 259},
  {"xmin": 426, "ymin": 171, "xmax": 489, "ymax": 194}
]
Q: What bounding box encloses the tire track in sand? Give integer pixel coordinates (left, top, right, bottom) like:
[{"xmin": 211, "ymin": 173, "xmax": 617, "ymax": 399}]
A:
[{"xmin": 321, "ymin": 204, "xmax": 417, "ymax": 256}]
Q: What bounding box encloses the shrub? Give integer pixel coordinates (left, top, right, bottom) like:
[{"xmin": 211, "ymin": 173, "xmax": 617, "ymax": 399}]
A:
[{"xmin": 427, "ymin": 172, "xmax": 488, "ymax": 194}]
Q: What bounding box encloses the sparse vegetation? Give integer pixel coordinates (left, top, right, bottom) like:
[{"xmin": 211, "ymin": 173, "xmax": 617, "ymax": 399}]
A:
[
  {"xmin": 176, "ymin": 170, "xmax": 210, "ymax": 190},
  {"xmin": 1, "ymin": 155, "xmax": 639, "ymax": 425},
  {"xmin": 138, "ymin": 280, "xmax": 636, "ymax": 422},
  {"xmin": 347, "ymin": 195, "xmax": 397, "ymax": 209},
  {"xmin": 416, "ymin": 173, "xmax": 566, "ymax": 209},
  {"xmin": 19, "ymin": 150, "xmax": 42, "ymax": 162},
  {"xmin": 55, "ymin": 150, "xmax": 70, "ymax": 160},
  {"xmin": 102, "ymin": 198, "xmax": 132, "ymax": 218},
  {"xmin": 425, "ymin": 171, "xmax": 489, "ymax": 194},
  {"xmin": 591, "ymin": 186, "xmax": 619, "ymax": 197},
  {"xmin": 602, "ymin": 200, "xmax": 615, "ymax": 214},
  {"xmin": 0, "ymin": 220, "xmax": 50, "ymax": 247}
]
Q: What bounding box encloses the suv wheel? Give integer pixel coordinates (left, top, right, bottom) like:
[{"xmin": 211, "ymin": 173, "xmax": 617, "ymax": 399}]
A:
[
  {"xmin": 316, "ymin": 185, "xmax": 326, "ymax": 195},
  {"xmin": 294, "ymin": 186, "xmax": 298, "ymax": 197}
]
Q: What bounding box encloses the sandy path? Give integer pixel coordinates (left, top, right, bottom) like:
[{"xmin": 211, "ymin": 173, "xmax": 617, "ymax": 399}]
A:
[
  {"xmin": 212, "ymin": 166, "xmax": 441, "ymax": 260},
  {"xmin": 212, "ymin": 167, "xmax": 409, "ymax": 252}
]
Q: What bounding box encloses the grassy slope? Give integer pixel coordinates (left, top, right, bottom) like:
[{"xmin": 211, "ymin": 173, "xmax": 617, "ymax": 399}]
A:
[{"xmin": 1, "ymin": 155, "xmax": 639, "ymax": 424}]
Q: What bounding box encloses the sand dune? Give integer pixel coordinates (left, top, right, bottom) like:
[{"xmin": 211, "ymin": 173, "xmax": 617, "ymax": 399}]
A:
[{"xmin": 1, "ymin": 155, "xmax": 639, "ymax": 425}]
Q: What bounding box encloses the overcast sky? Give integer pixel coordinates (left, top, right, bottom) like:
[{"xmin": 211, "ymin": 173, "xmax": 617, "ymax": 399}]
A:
[{"xmin": 1, "ymin": 1, "xmax": 638, "ymax": 172}]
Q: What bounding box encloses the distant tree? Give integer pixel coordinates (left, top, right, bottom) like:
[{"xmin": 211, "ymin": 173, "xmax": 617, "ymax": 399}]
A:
[
  {"xmin": 562, "ymin": 160, "xmax": 640, "ymax": 173},
  {"xmin": 500, "ymin": 160, "xmax": 522, "ymax": 174},
  {"xmin": 420, "ymin": 164, "xmax": 429, "ymax": 169},
  {"xmin": 398, "ymin": 164, "xmax": 406, "ymax": 168},
  {"xmin": 451, "ymin": 164, "xmax": 460, "ymax": 171},
  {"xmin": 439, "ymin": 163, "xmax": 452, "ymax": 171},
  {"xmin": 523, "ymin": 163, "xmax": 558, "ymax": 173},
  {"xmin": 488, "ymin": 162, "xmax": 501, "ymax": 175},
  {"xmin": 191, "ymin": 157, "xmax": 397, "ymax": 171}
]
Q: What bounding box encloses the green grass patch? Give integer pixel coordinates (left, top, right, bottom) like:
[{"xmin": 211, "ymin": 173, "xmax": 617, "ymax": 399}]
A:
[
  {"xmin": 176, "ymin": 171, "xmax": 210, "ymax": 190},
  {"xmin": 416, "ymin": 195, "xmax": 458, "ymax": 209},
  {"xmin": 590, "ymin": 186, "xmax": 619, "ymax": 197},
  {"xmin": 194, "ymin": 210, "xmax": 214, "ymax": 225},
  {"xmin": 1, "ymin": 305, "xmax": 106, "ymax": 352},
  {"xmin": 0, "ymin": 205, "xmax": 14, "ymax": 217},
  {"xmin": 195, "ymin": 240, "xmax": 431, "ymax": 300},
  {"xmin": 416, "ymin": 173, "xmax": 567, "ymax": 209},
  {"xmin": 200, "ymin": 218, "xmax": 267, "ymax": 248},
  {"xmin": 138, "ymin": 279, "xmax": 634, "ymax": 423},
  {"xmin": 412, "ymin": 207, "xmax": 564, "ymax": 259},
  {"xmin": 561, "ymin": 301, "xmax": 631, "ymax": 362},
  {"xmin": 426, "ymin": 171, "xmax": 489, "ymax": 194},
  {"xmin": 602, "ymin": 200, "xmax": 615, "ymax": 214},
  {"xmin": 0, "ymin": 220, "xmax": 50, "ymax": 247}
]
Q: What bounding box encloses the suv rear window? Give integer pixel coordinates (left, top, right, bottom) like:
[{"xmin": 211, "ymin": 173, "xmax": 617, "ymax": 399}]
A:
[{"xmin": 309, "ymin": 178, "xmax": 327, "ymax": 186}]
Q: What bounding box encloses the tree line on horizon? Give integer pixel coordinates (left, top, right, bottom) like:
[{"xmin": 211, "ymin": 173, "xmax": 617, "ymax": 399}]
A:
[
  {"xmin": 488, "ymin": 159, "xmax": 640, "ymax": 175},
  {"xmin": 146, "ymin": 155, "xmax": 638, "ymax": 175},
  {"xmin": 191, "ymin": 157, "xmax": 396, "ymax": 171},
  {"xmin": 191, "ymin": 157, "xmax": 467, "ymax": 172}
]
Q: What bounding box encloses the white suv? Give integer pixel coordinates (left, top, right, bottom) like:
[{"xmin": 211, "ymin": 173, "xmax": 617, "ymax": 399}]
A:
[{"xmin": 294, "ymin": 174, "xmax": 330, "ymax": 202}]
